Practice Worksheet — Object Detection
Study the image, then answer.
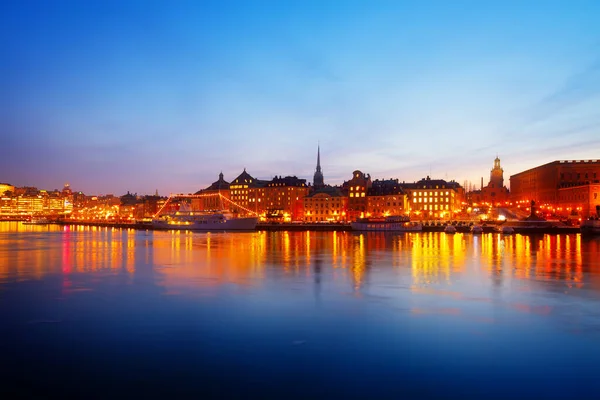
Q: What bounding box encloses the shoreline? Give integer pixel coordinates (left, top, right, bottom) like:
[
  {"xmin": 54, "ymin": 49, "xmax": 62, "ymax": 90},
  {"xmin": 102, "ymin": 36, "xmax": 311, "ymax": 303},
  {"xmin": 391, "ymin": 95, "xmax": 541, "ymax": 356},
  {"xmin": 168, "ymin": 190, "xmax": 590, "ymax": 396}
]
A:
[{"xmin": 3, "ymin": 220, "xmax": 582, "ymax": 234}]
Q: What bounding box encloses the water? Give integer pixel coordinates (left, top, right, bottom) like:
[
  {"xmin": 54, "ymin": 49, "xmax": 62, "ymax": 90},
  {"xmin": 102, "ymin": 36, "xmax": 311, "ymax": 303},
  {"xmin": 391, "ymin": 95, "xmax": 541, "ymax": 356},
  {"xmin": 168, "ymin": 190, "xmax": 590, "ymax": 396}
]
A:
[{"xmin": 1, "ymin": 222, "xmax": 600, "ymax": 398}]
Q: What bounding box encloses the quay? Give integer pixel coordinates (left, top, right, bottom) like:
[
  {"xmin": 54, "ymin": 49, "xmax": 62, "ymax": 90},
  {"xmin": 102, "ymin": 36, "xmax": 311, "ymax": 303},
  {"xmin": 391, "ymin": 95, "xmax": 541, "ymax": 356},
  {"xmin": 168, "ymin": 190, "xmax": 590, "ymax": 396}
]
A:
[{"xmin": 42, "ymin": 220, "xmax": 582, "ymax": 234}]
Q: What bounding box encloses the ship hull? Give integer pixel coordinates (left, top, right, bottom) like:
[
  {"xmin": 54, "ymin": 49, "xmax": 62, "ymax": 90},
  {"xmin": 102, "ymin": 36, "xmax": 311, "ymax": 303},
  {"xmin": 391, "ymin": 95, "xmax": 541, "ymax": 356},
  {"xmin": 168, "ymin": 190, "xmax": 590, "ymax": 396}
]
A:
[
  {"xmin": 350, "ymin": 222, "xmax": 422, "ymax": 232},
  {"xmin": 581, "ymin": 220, "xmax": 600, "ymax": 235},
  {"xmin": 152, "ymin": 217, "xmax": 258, "ymax": 231}
]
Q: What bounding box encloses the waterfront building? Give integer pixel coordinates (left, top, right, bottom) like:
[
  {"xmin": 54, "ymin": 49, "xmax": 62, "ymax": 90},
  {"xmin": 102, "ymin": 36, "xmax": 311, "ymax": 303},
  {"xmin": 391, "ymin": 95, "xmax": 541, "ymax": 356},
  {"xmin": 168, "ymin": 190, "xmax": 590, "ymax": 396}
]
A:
[
  {"xmin": 481, "ymin": 156, "xmax": 510, "ymax": 206},
  {"xmin": 16, "ymin": 194, "xmax": 44, "ymax": 214},
  {"xmin": 72, "ymin": 191, "xmax": 87, "ymax": 209},
  {"xmin": 510, "ymin": 160, "xmax": 600, "ymax": 218},
  {"xmin": 402, "ymin": 176, "xmax": 464, "ymax": 219},
  {"xmin": 193, "ymin": 172, "xmax": 231, "ymax": 211},
  {"xmin": 229, "ymin": 169, "xmax": 268, "ymax": 216},
  {"xmin": 343, "ymin": 170, "xmax": 372, "ymax": 221},
  {"xmin": 366, "ymin": 179, "xmax": 407, "ymax": 217},
  {"xmin": 0, "ymin": 196, "xmax": 17, "ymax": 215},
  {"xmin": 303, "ymin": 187, "xmax": 347, "ymax": 222},
  {"xmin": 265, "ymin": 175, "xmax": 308, "ymax": 222}
]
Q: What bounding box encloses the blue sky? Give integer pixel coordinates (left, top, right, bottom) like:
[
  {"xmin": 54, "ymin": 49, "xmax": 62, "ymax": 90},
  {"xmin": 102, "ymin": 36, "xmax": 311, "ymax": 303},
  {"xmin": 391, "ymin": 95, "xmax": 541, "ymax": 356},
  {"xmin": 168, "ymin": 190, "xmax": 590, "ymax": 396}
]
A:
[{"xmin": 2, "ymin": 0, "xmax": 599, "ymax": 195}]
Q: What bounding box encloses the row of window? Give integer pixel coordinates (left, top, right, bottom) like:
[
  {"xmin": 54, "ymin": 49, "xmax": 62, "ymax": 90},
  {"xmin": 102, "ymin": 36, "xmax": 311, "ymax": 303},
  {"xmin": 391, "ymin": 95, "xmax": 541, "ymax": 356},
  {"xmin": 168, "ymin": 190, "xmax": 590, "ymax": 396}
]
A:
[
  {"xmin": 414, "ymin": 191, "xmax": 451, "ymax": 196},
  {"xmin": 413, "ymin": 197, "xmax": 450, "ymax": 203},
  {"xmin": 421, "ymin": 204, "xmax": 449, "ymax": 211},
  {"xmin": 561, "ymin": 172, "xmax": 598, "ymax": 180},
  {"xmin": 349, "ymin": 193, "xmax": 366, "ymax": 197}
]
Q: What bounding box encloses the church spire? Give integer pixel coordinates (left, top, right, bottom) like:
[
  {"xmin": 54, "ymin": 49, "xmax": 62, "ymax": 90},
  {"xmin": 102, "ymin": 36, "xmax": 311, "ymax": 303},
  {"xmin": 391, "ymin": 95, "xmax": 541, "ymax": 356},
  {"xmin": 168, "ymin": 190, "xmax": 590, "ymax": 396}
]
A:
[
  {"xmin": 313, "ymin": 144, "xmax": 324, "ymax": 189},
  {"xmin": 316, "ymin": 144, "xmax": 321, "ymax": 173}
]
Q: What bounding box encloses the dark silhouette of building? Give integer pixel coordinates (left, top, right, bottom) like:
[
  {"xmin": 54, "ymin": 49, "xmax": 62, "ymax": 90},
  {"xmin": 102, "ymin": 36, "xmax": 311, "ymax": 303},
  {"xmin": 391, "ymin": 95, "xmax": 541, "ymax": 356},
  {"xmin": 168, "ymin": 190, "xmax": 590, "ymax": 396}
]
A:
[{"xmin": 313, "ymin": 145, "xmax": 325, "ymax": 190}]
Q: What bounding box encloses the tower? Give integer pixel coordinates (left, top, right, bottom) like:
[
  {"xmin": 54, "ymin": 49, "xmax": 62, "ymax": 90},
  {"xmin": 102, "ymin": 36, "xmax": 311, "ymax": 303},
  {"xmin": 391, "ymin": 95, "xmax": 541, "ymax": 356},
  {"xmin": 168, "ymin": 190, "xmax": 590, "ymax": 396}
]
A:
[
  {"xmin": 313, "ymin": 145, "xmax": 324, "ymax": 189},
  {"xmin": 490, "ymin": 156, "xmax": 504, "ymax": 188}
]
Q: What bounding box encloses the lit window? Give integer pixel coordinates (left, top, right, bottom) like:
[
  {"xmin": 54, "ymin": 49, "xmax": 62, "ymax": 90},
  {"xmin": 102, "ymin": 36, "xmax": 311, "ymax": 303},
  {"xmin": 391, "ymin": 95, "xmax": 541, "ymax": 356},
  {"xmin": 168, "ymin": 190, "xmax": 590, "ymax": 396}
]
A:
[
  {"xmin": 361, "ymin": 193, "xmax": 365, "ymax": 197},
  {"xmin": 350, "ymin": 193, "xmax": 354, "ymax": 197}
]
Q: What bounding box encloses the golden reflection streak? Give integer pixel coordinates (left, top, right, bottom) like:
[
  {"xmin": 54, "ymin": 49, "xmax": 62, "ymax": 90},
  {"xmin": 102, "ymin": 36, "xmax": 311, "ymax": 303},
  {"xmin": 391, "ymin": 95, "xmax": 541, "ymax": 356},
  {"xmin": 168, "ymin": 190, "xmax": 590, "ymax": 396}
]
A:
[
  {"xmin": 0, "ymin": 222, "xmax": 595, "ymax": 292},
  {"xmin": 410, "ymin": 232, "xmax": 465, "ymax": 287}
]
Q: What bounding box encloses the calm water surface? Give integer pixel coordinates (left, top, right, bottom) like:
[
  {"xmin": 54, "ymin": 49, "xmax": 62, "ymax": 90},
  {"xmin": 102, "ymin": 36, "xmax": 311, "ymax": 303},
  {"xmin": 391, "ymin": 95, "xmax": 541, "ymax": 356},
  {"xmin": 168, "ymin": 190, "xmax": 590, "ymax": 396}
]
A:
[{"xmin": 1, "ymin": 222, "xmax": 600, "ymax": 398}]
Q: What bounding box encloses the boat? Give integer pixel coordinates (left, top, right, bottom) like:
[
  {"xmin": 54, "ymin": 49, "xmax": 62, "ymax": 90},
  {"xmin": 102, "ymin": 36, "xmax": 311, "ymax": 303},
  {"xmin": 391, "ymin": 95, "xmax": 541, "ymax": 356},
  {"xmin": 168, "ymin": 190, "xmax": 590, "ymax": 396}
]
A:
[
  {"xmin": 152, "ymin": 194, "xmax": 258, "ymax": 231},
  {"xmin": 581, "ymin": 218, "xmax": 600, "ymax": 235},
  {"xmin": 443, "ymin": 224, "xmax": 457, "ymax": 234},
  {"xmin": 495, "ymin": 225, "xmax": 514, "ymax": 234},
  {"xmin": 470, "ymin": 224, "xmax": 483, "ymax": 234},
  {"xmin": 152, "ymin": 211, "xmax": 258, "ymax": 231},
  {"xmin": 350, "ymin": 215, "xmax": 422, "ymax": 232},
  {"xmin": 22, "ymin": 217, "xmax": 52, "ymax": 225}
]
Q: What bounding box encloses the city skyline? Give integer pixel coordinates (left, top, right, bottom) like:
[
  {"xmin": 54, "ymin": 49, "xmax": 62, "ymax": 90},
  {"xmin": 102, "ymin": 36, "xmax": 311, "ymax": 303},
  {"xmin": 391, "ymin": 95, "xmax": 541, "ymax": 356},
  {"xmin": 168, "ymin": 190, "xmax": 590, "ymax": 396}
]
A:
[{"xmin": 2, "ymin": 0, "xmax": 600, "ymax": 194}]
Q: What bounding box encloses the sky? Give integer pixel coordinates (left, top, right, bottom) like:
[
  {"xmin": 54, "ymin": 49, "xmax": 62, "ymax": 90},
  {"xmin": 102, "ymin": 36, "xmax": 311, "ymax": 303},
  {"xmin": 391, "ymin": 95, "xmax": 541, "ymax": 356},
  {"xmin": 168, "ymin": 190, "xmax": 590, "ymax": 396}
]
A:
[{"xmin": 2, "ymin": 0, "xmax": 600, "ymax": 195}]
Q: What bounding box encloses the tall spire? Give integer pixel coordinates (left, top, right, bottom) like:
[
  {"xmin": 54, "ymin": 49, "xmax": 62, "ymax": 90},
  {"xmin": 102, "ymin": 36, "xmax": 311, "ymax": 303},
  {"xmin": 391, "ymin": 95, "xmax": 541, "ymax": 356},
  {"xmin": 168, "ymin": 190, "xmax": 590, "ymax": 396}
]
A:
[
  {"xmin": 313, "ymin": 144, "xmax": 324, "ymax": 189},
  {"xmin": 316, "ymin": 144, "xmax": 321, "ymax": 173}
]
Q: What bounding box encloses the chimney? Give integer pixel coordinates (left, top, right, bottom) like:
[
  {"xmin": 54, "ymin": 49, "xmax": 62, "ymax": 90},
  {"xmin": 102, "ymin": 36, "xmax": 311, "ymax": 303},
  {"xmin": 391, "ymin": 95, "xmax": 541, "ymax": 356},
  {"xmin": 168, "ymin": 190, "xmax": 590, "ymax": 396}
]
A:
[{"xmin": 481, "ymin": 177, "xmax": 483, "ymax": 191}]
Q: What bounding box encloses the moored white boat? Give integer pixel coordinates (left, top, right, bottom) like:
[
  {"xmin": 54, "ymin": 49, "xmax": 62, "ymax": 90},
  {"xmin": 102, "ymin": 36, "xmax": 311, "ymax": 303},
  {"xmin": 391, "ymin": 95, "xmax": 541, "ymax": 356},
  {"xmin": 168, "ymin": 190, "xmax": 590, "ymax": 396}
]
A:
[
  {"xmin": 152, "ymin": 212, "xmax": 258, "ymax": 231},
  {"xmin": 152, "ymin": 194, "xmax": 258, "ymax": 232},
  {"xmin": 350, "ymin": 215, "xmax": 422, "ymax": 232}
]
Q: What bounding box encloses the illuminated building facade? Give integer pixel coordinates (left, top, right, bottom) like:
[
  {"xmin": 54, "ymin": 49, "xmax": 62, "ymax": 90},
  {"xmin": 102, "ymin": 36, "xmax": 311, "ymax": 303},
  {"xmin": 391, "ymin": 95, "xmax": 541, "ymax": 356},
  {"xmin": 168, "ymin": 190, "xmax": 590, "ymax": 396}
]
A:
[
  {"xmin": 344, "ymin": 170, "xmax": 372, "ymax": 221},
  {"xmin": 193, "ymin": 172, "xmax": 231, "ymax": 211},
  {"xmin": 481, "ymin": 156, "xmax": 510, "ymax": 206},
  {"xmin": 403, "ymin": 176, "xmax": 464, "ymax": 219},
  {"xmin": 265, "ymin": 176, "xmax": 308, "ymax": 221},
  {"xmin": 510, "ymin": 160, "xmax": 600, "ymax": 218},
  {"xmin": 366, "ymin": 179, "xmax": 407, "ymax": 217},
  {"xmin": 229, "ymin": 169, "xmax": 268, "ymax": 216},
  {"xmin": 0, "ymin": 183, "xmax": 15, "ymax": 195},
  {"xmin": 303, "ymin": 187, "xmax": 347, "ymax": 222}
]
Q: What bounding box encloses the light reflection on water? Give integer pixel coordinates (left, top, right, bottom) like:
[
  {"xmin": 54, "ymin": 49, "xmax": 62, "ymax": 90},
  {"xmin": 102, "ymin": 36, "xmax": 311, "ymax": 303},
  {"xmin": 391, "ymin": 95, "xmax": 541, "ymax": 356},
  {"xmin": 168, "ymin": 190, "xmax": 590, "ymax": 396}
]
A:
[{"xmin": 1, "ymin": 221, "xmax": 600, "ymax": 398}]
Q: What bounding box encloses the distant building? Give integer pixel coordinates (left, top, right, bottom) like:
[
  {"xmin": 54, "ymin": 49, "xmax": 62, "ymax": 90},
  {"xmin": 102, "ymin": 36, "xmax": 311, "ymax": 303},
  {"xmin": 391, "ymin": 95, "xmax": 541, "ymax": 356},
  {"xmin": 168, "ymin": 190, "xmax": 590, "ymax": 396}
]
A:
[
  {"xmin": 402, "ymin": 176, "xmax": 464, "ymax": 219},
  {"xmin": 343, "ymin": 170, "xmax": 372, "ymax": 221},
  {"xmin": 193, "ymin": 172, "xmax": 231, "ymax": 211},
  {"xmin": 303, "ymin": 187, "xmax": 347, "ymax": 222},
  {"xmin": 265, "ymin": 175, "xmax": 308, "ymax": 222},
  {"xmin": 481, "ymin": 157, "xmax": 510, "ymax": 206},
  {"xmin": 366, "ymin": 179, "xmax": 407, "ymax": 217},
  {"xmin": 229, "ymin": 169, "xmax": 268, "ymax": 216},
  {"xmin": 510, "ymin": 160, "xmax": 600, "ymax": 218}
]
